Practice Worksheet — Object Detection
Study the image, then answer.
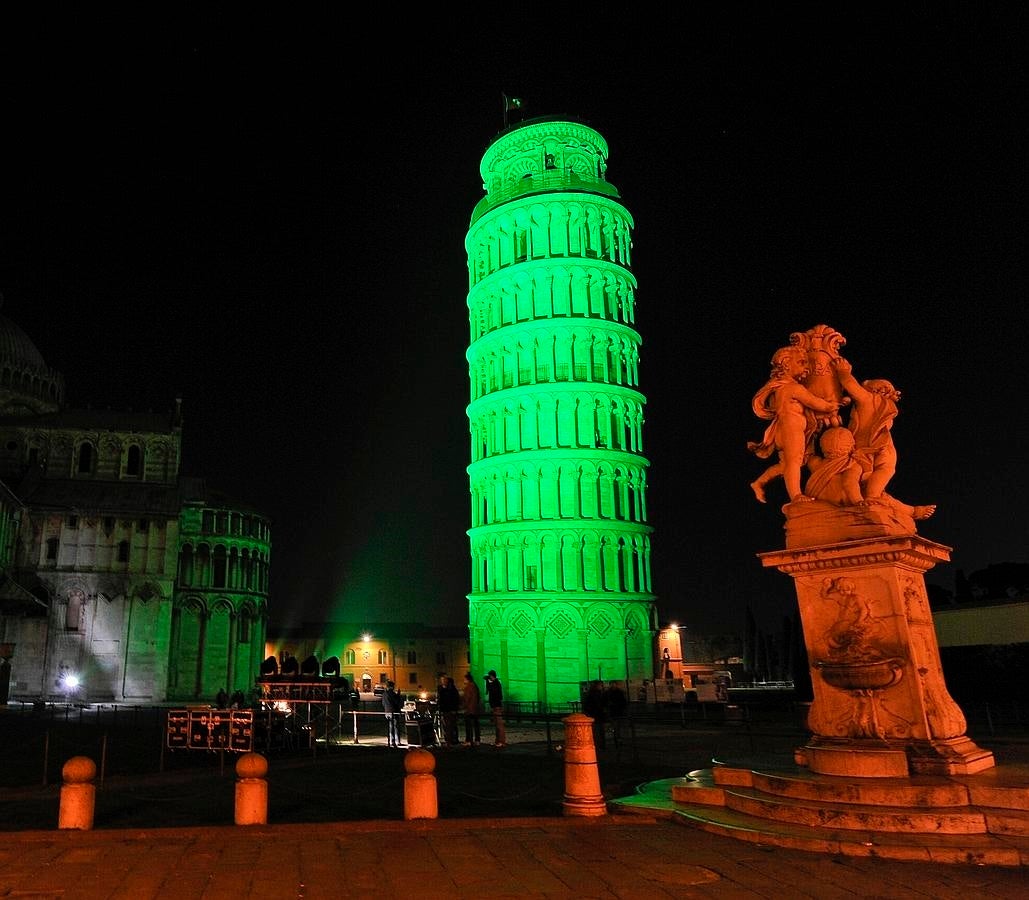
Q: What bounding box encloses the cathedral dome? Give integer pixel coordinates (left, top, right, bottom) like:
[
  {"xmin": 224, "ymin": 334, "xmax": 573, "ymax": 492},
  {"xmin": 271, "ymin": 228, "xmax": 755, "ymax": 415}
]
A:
[
  {"xmin": 0, "ymin": 305, "xmax": 65, "ymax": 415},
  {"xmin": 0, "ymin": 312, "xmax": 48, "ymax": 370}
]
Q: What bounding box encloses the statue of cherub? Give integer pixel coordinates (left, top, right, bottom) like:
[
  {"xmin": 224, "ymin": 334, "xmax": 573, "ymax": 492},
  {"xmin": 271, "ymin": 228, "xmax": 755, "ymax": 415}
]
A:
[
  {"xmin": 805, "ymin": 426, "xmax": 936, "ymax": 520},
  {"xmin": 747, "ymin": 345, "xmax": 846, "ymax": 504},
  {"xmin": 831, "ymin": 356, "xmax": 902, "ymax": 503}
]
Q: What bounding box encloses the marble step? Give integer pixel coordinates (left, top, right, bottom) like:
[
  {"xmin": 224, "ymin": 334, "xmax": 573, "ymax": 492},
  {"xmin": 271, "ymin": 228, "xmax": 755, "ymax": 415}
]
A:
[
  {"xmin": 668, "ymin": 801, "xmax": 1029, "ymax": 866},
  {"xmin": 687, "ymin": 761, "xmax": 1029, "ymax": 811},
  {"xmin": 721, "ymin": 784, "xmax": 987, "ymax": 833},
  {"xmin": 672, "ymin": 766, "xmax": 1029, "ymax": 835}
]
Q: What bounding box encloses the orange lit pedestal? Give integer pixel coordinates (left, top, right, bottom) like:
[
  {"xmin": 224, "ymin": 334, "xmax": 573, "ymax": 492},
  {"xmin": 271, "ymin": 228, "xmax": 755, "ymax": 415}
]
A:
[{"xmin": 760, "ymin": 531, "xmax": 994, "ymax": 777}]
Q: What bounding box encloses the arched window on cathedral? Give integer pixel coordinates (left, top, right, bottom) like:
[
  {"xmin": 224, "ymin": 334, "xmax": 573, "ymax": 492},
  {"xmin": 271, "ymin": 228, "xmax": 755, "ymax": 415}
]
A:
[
  {"xmin": 212, "ymin": 546, "xmax": 227, "ymax": 588},
  {"xmin": 178, "ymin": 544, "xmax": 194, "ymax": 586},
  {"xmin": 125, "ymin": 444, "xmax": 142, "ymax": 476},
  {"xmin": 77, "ymin": 442, "xmax": 94, "ymax": 474},
  {"xmin": 65, "ymin": 589, "xmax": 85, "ymax": 631}
]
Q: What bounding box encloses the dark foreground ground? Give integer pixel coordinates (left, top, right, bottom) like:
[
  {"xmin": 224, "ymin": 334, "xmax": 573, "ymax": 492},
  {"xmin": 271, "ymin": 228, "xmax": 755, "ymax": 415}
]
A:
[
  {"xmin": 2, "ymin": 698, "xmax": 1026, "ymax": 832},
  {"xmin": 2, "ymin": 702, "xmax": 1027, "ymax": 899}
]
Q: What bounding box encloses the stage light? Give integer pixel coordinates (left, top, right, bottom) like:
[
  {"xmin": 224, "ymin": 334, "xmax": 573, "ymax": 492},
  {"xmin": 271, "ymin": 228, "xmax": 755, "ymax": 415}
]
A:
[{"xmin": 62, "ymin": 673, "xmax": 80, "ymax": 689}]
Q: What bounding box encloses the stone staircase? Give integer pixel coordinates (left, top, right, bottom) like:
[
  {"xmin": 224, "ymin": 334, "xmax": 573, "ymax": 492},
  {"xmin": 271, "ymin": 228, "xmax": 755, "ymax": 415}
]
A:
[{"xmin": 609, "ymin": 761, "xmax": 1029, "ymax": 866}]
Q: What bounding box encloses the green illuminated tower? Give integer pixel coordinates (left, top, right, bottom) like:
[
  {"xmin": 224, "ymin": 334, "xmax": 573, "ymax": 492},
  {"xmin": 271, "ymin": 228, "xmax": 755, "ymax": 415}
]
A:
[{"xmin": 465, "ymin": 117, "xmax": 656, "ymax": 706}]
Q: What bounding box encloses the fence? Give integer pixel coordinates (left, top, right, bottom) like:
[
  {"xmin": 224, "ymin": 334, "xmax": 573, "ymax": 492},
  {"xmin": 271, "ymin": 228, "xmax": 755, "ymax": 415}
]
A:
[{"xmin": 0, "ymin": 695, "xmax": 1022, "ymax": 792}]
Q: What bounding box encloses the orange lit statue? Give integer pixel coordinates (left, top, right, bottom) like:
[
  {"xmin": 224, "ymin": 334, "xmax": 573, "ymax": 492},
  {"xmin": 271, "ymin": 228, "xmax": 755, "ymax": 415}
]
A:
[
  {"xmin": 747, "ymin": 345, "xmax": 846, "ymax": 504},
  {"xmin": 805, "ymin": 427, "xmax": 935, "ymax": 521},
  {"xmin": 831, "ymin": 356, "xmax": 905, "ymax": 503}
]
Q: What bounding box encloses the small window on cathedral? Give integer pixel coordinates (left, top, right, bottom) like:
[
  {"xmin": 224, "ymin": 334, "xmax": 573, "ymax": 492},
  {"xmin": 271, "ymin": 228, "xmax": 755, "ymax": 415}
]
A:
[
  {"xmin": 117, "ymin": 541, "xmax": 129, "ymax": 562},
  {"xmin": 407, "ymin": 650, "xmax": 417, "ymax": 664},
  {"xmin": 344, "ymin": 649, "xmax": 356, "ymax": 665},
  {"xmin": 65, "ymin": 591, "xmax": 84, "ymax": 631},
  {"xmin": 66, "ymin": 515, "xmax": 78, "ymax": 529},
  {"xmin": 138, "ymin": 519, "xmax": 149, "ymax": 532},
  {"xmin": 46, "ymin": 537, "xmax": 59, "ymax": 560},
  {"xmin": 103, "ymin": 517, "xmax": 115, "ymax": 533},
  {"xmin": 77, "ymin": 443, "xmax": 94, "ymax": 474},
  {"xmin": 126, "ymin": 444, "xmax": 142, "ymax": 476},
  {"xmin": 238, "ymin": 617, "xmax": 250, "ymax": 643}
]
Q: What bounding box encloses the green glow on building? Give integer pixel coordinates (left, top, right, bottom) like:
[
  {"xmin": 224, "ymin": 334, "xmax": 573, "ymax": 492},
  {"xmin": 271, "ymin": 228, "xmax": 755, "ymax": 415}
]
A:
[{"xmin": 465, "ymin": 118, "xmax": 657, "ymax": 705}]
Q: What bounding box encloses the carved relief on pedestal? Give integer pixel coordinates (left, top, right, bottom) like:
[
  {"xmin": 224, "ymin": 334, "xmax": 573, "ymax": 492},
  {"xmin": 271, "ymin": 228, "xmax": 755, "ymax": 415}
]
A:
[{"xmin": 810, "ymin": 576, "xmax": 913, "ymax": 739}]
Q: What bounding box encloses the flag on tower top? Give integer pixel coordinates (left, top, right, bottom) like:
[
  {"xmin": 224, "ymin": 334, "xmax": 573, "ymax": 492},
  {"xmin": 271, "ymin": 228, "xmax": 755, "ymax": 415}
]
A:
[{"xmin": 502, "ymin": 94, "xmax": 525, "ymax": 127}]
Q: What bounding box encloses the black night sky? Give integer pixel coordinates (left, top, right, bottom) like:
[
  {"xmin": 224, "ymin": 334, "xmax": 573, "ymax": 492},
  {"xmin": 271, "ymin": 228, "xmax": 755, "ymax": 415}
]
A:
[{"xmin": 2, "ymin": 11, "xmax": 1025, "ymax": 637}]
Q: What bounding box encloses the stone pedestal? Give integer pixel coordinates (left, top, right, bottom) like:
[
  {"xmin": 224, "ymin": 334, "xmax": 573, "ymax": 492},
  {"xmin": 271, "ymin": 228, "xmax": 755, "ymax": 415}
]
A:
[{"xmin": 759, "ymin": 533, "xmax": 994, "ymax": 777}]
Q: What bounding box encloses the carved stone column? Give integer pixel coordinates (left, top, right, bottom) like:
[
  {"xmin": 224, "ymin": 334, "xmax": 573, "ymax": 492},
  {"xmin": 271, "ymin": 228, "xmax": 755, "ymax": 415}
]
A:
[{"xmin": 760, "ymin": 535, "xmax": 995, "ymax": 777}]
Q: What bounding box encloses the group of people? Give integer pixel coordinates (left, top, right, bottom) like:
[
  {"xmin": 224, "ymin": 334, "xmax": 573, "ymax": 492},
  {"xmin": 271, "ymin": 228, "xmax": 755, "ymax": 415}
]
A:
[
  {"xmin": 581, "ymin": 679, "xmax": 628, "ymax": 749},
  {"xmin": 381, "ymin": 669, "xmax": 507, "ymax": 749}
]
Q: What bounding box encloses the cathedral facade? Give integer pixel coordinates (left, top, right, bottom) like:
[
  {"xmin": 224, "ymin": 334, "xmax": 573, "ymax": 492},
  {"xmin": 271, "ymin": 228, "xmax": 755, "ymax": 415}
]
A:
[{"xmin": 0, "ymin": 308, "xmax": 269, "ymax": 704}]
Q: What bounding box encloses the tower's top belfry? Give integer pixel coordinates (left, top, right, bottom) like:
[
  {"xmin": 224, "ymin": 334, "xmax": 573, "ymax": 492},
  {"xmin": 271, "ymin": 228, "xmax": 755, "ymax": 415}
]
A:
[{"xmin": 470, "ymin": 118, "xmax": 621, "ymax": 226}]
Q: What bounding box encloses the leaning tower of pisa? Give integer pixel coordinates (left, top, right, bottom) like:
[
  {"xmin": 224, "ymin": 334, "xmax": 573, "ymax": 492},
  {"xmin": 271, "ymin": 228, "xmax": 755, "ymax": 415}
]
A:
[{"xmin": 465, "ymin": 117, "xmax": 656, "ymax": 706}]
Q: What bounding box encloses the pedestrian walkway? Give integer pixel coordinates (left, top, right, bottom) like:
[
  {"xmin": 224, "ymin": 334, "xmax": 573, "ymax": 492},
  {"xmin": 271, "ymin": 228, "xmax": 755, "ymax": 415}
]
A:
[
  {"xmin": 2, "ymin": 814, "xmax": 1025, "ymax": 898},
  {"xmin": 3, "ymin": 709, "xmax": 1025, "ymax": 896}
]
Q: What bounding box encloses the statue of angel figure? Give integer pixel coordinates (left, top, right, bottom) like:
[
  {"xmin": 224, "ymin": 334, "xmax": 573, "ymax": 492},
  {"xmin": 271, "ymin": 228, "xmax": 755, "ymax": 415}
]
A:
[
  {"xmin": 747, "ymin": 345, "xmax": 846, "ymax": 504},
  {"xmin": 804, "ymin": 426, "xmax": 936, "ymax": 520},
  {"xmin": 831, "ymin": 356, "xmax": 905, "ymax": 503}
]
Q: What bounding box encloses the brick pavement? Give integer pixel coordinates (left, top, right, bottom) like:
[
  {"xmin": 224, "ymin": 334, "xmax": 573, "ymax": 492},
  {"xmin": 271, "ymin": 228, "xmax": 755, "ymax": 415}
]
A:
[
  {"xmin": 2, "ymin": 711, "xmax": 1025, "ymax": 897},
  {"xmin": 1, "ymin": 815, "xmax": 1026, "ymax": 899}
]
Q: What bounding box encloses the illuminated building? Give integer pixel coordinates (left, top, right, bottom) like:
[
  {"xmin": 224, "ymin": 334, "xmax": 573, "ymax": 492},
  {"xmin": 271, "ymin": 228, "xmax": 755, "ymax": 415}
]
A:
[
  {"xmin": 264, "ymin": 621, "xmax": 470, "ymax": 695},
  {"xmin": 465, "ymin": 117, "xmax": 657, "ymax": 704},
  {"xmin": 0, "ymin": 306, "xmax": 269, "ymax": 703}
]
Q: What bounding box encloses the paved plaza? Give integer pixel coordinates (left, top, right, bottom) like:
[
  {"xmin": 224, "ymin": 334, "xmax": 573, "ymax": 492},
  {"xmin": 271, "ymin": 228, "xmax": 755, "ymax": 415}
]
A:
[{"xmin": 1, "ymin": 706, "xmax": 1026, "ymax": 897}]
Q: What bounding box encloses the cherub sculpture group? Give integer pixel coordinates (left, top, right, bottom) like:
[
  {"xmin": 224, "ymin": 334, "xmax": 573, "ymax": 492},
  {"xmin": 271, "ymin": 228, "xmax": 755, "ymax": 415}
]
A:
[{"xmin": 747, "ymin": 324, "xmax": 934, "ymax": 521}]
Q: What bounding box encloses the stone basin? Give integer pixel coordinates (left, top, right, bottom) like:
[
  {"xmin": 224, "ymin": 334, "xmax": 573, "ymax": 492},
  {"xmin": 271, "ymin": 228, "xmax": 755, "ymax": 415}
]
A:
[{"xmin": 815, "ymin": 657, "xmax": 903, "ymax": 690}]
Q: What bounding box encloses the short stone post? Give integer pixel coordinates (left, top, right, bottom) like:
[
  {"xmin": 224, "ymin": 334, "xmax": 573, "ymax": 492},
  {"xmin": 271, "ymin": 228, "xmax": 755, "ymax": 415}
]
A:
[
  {"xmin": 404, "ymin": 747, "xmax": 438, "ymax": 820},
  {"xmin": 562, "ymin": 713, "xmax": 607, "ymax": 817},
  {"xmin": 234, "ymin": 752, "xmax": 268, "ymax": 825},
  {"xmin": 58, "ymin": 756, "xmax": 96, "ymax": 830}
]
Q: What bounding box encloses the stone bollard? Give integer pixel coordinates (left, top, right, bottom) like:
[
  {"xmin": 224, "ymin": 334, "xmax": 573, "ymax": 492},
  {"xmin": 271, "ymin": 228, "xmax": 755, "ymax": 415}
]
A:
[
  {"xmin": 561, "ymin": 713, "xmax": 607, "ymax": 817},
  {"xmin": 404, "ymin": 747, "xmax": 438, "ymax": 820},
  {"xmin": 58, "ymin": 756, "xmax": 97, "ymax": 830},
  {"xmin": 235, "ymin": 752, "xmax": 268, "ymax": 825}
]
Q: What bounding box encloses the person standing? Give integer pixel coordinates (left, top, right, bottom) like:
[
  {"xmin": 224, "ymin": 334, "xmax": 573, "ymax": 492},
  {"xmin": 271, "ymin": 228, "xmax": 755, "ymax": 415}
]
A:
[
  {"xmin": 461, "ymin": 672, "xmax": 482, "ymax": 746},
  {"xmin": 438, "ymin": 675, "xmax": 461, "ymax": 746},
  {"xmin": 485, "ymin": 670, "xmax": 506, "ymax": 748},
  {"xmin": 383, "ymin": 681, "xmax": 403, "ymax": 747},
  {"xmin": 582, "ymin": 680, "xmax": 607, "ymax": 749}
]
